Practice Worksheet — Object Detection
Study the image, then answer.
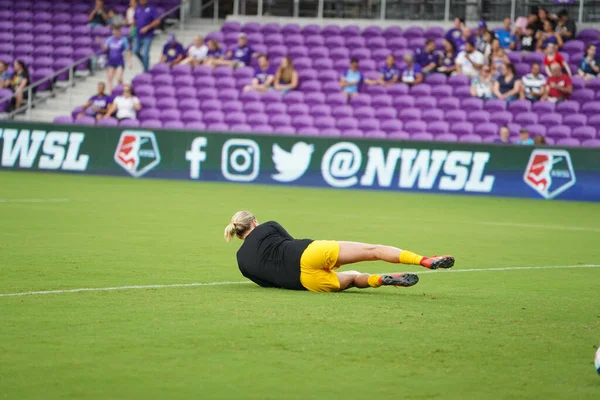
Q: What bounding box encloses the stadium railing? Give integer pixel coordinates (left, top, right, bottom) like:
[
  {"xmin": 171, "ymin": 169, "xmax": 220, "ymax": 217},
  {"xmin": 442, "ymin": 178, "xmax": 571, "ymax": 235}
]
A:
[{"xmin": 0, "ymin": 0, "xmax": 191, "ymax": 121}]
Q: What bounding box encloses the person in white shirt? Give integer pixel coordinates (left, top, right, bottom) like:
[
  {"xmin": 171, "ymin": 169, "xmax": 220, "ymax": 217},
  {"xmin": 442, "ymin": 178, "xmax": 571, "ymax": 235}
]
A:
[
  {"xmin": 520, "ymin": 62, "xmax": 547, "ymax": 102},
  {"xmin": 181, "ymin": 35, "xmax": 208, "ymax": 67},
  {"xmin": 456, "ymin": 41, "xmax": 485, "ymax": 79},
  {"xmin": 103, "ymin": 85, "xmax": 141, "ymax": 120},
  {"xmin": 470, "ymin": 65, "xmax": 494, "ymax": 99}
]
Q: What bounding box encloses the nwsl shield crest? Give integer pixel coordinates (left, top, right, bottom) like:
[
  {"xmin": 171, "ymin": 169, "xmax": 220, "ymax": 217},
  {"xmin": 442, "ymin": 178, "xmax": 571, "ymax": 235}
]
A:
[
  {"xmin": 114, "ymin": 131, "xmax": 161, "ymax": 177},
  {"xmin": 523, "ymin": 149, "xmax": 576, "ymax": 199}
]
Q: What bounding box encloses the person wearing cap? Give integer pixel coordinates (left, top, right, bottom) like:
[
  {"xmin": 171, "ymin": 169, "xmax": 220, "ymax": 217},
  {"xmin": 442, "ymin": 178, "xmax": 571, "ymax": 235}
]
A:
[
  {"xmin": 160, "ymin": 34, "xmax": 185, "ymax": 67},
  {"xmin": 495, "ymin": 17, "xmax": 517, "ymax": 50},
  {"xmin": 456, "ymin": 40, "xmax": 484, "ymax": 79},
  {"xmin": 133, "ymin": 0, "xmax": 161, "ymax": 72},
  {"xmin": 215, "ymin": 33, "xmax": 255, "ymax": 68}
]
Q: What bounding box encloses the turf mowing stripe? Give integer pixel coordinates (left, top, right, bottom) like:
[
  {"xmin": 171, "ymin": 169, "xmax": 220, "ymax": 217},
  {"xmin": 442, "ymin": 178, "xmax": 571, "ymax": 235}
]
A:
[
  {"xmin": 1, "ymin": 265, "xmax": 600, "ymax": 298},
  {"xmin": 0, "ymin": 198, "xmax": 70, "ymax": 203}
]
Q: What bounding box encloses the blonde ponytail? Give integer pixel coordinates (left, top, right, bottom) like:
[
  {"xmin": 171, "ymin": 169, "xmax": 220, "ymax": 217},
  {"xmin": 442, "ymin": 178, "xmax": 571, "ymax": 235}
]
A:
[{"xmin": 224, "ymin": 211, "xmax": 256, "ymax": 243}]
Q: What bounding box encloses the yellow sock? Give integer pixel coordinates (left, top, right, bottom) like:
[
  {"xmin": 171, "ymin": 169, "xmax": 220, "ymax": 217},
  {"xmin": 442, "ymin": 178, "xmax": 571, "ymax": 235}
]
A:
[
  {"xmin": 399, "ymin": 250, "xmax": 424, "ymax": 265},
  {"xmin": 367, "ymin": 274, "xmax": 382, "ymax": 288}
]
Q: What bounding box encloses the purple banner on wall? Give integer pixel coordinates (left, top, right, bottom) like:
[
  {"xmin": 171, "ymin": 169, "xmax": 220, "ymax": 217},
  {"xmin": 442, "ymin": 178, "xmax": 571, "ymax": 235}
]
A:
[{"xmin": 553, "ymin": 0, "xmax": 576, "ymax": 5}]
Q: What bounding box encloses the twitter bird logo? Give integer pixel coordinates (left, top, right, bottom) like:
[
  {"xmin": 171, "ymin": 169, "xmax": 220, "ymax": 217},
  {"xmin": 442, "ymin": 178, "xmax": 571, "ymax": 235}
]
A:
[{"xmin": 272, "ymin": 142, "xmax": 314, "ymax": 182}]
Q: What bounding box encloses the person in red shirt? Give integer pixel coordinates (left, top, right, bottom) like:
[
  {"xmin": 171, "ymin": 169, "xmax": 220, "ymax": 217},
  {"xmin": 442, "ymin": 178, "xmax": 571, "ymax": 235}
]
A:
[
  {"xmin": 543, "ymin": 62, "xmax": 573, "ymax": 103},
  {"xmin": 543, "ymin": 43, "xmax": 571, "ymax": 77}
]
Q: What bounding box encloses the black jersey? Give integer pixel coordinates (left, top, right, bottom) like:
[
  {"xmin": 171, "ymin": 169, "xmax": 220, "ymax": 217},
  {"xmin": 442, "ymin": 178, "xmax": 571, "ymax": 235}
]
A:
[{"xmin": 236, "ymin": 221, "xmax": 313, "ymax": 290}]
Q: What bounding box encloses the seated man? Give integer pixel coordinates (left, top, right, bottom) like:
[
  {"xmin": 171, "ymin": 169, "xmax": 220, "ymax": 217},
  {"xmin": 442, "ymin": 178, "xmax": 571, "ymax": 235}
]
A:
[
  {"xmin": 244, "ymin": 54, "xmax": 275, "ymax": 92},
  {"xmin": 517, "ymin": 128, "xmax": 534, "ymax": 145},
  {"xmin": 340, "ymin": 58, "xmax": 362, "ymax": 98},
  {"xmin": 400, "ymin": 53, "xmax": 423, "ymax": 86},
  {"xmin": 77, "ymin": 82, "xmax": 112, "ymax": 121},
  {"xmin": 456, "ymin": 41, "xmax": 484, "ymax": 79},
  {"xmin": 181, "ymin": 35, "xmax": 208, "ymax": 67},
  {"xmin": 520, "ymin": 62, "xmax": 546, "ymax": 102},
  {"xmin": 365, "ymin": 55, "xmax": 399, "ymax": 86},
  {"xmin": 445, "ymin": 17, "xmax": 466, "ymax": 51},
  {"xmin": 213, "ymin": 33, "xmax": 254, "ymax": 68},
  {"xmin": 555, "ymin": 9, "xmax": 577, "ymax": 43},
  {"xmin": 160, "ymin": 34, "xmax": 185, "ymax": 67},
  {"xmin": 414, "ymin": 40, "xmax": 439, "ymax": 76},
  {"xmin": 543, "ymin": 62, "xmax": 573, "ymax": 103},
  {"xmin": 495, "ymin": 17, "xmax": 517, "ymax": 50}
]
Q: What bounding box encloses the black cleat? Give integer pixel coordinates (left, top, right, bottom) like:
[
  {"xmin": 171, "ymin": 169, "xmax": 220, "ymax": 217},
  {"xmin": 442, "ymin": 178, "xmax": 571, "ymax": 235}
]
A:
[{"xmin": 380, "ymin": 273, "xmax": 419, "ymax": 287}]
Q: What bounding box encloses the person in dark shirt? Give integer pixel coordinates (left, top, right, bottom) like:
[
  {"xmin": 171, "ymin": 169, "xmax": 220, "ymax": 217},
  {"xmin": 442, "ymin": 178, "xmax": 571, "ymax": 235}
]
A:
[{"xmin": 225, "ymin": 211, "xmax": 454, "ymax": 293}]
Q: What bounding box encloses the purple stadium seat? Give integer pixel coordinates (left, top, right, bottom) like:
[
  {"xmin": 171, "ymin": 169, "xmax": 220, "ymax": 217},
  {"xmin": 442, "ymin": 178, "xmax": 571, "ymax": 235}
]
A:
[
  {"xmin": 370, "ymin": 94, "xmax": 392, "ymax": 108},
  {"xmin": 365, "ymin": 130, "xmax": 387, "ymax": 139},
  {"xmin": 375, "ymin": 107, "xmax": 397, "ymax": 121},
  {"xmin": 484, "ymin": 99, "xmax": 507, "ymax": 112},
  {"xmin": 556, "ymin": 137, "xmax": 580, "ymax": 147},
  {"xmin": 399, "ymin": 107, "xmax": 421, "ymax": 121},
  {"xmin": 437, "ymin": 97, "xmax": 459, "ymax": 111},
  {"xmin": 341, "ymin": 129, "xmax": 363, "ymax": 138},
  {"xmin": 229, "ymin": 123, "xmax": 252, "ymax": 132},
  {"xmin": 468, "ymin": 110, "xmax": 490, "ymax": 124},
  {"xmin": 410, "ymin": 84, "xmax": 432, "ymax": 97},
  {"xmin": 428, "ymin": 121, "xmax": 450, "ymax": 135},
  {"xmin": 222, "ymin": 101, "xmax": 243, "ymax": 113},
  {"xmin": 422, "ymin": 109, "xmax": 444, "ymax": 122},
  {"xmin": 311, "ymin": 105, "xmax": 332, "ymax": 117},
  {"xmin": 273, "ymin": 125, "xmax": 296, "ymax": 135},
  {"xmin": 208, "ymin": 122, "xmax": 229, "ymax": 131},
  {"xmin": 415, "ymin": 96, "xmax": 437, "ymax": 109},
  {"xmin": 405, "ymin": 120, "xmax": 427, "ymax": 134},
  {"xmin": 508, "ymin": 100, "xmax": 532, "ymax": 114},
  {"xmin": 292, "ymin": 115, "xmax": 314, "ymax": 130},
  {"xmin": 525, "ymin": 124, "xmax": 546, "ymax": 137},
  {"xmin": 572, "ymin": 89, "xmax": 595, "ymax": 103},
  {"xmin": 382, "ymin": 26, "xmax": 402, "ymax": 38},
  {"xmin": 139, "ymin": 108, "xmax": 160, "ymax": 121},
  {"xmin": 140, "ymin": 120, "xmax": 162, "ymax": 129},
  {"xmin": 74, "ymin": 116, "xmax": 96, "ymax": 126},
  {"xmin": 157, "ymin": 97, "xmax": 177, "ymax": 110},
  {"xmin": 537, "ymin": 113, "xmax": 562, "ymax": 128},
  {"xmin": 445, "ymin": 110, "xmax": 467, "ymax": 123},
  {"xmin": 448, "ymin": 74, "xmax": 470, "ymax": 87},
  {"xmin": 380, "ymin": 120, "xmax": 403, "ymax": 133},
  {"xmin": 453, "ymin": 86, "xmax": 472, "ymax": 99},
  {"xmin": 459, "ymin": 134, "xmax": 483, "ymax": 143},
  {"xmin": 532, "ymin": 101, "xmax": 555, "ymax": 115},
  {"xmin": 203, "ymin": 111, "xmax": 225, "ymax": 124},
  {"xmin": 264, "ymin": 103, "xmax": 286, "ymax": 116},
  {"xmin": 31, "ymin": 69, "xmax": 53, "ymax": 92},
  {"xmin": 242, "ymin": 22, "xmax": 261, "ymax": 34},
  {"xmin": 305, "ymin": 35, "xmax": 325, "ymax": 48},
  {"xmin": 461, "ymin": 98, "xmax": 484, "ymax": 111},
  {"xmin": 354, "ymin": 106, "xmax": 375, "ymax": 119},
  {"xmin": 322, "ymin": 25, "xmax": 342, "ymax": 37},
  {"xmin": 286, "ymin": 104, "xmax": 308, "ymax": 117},
  {"xmin": 97, "ymin": 117, "xmax": 119, "ymax": 127},
  {"xmin": 301, "ymin": 24, "xmax": 320, "ymax": 36},
  {"xmin": 342, "ymin": 25, "xmax": 361, "ymax": 37},
  {"xmin": 507, "ymin": 52, "xmax": 523, "ymax": 64},
  {"xmin": 547, "ymin": 125, "xmax": 572, "ymax": 139},
  {"xmin": 571, "ymin": 126, "xmax": 596, "ymax": 141},
  {"xmin": 315, "ymin": 116, "xmax": 337, "ymax": 129},
  {"xmin": 411, "ymin": 132, "xmax": 434, "ymax": 141},
  {"xmin": 387, "ymin": 131, "xmax": 409, "ymax": 140},
  {"xmin": 436, "ymin": 133, "xmax": 458, "ymax": 142},
  {"xmin": 270, "ymin": 114, "xmax": 292, "ymax": 126},
  {"xmin": 490, "ymin": 111, "xmax": 513, "ymax": 125},
  {"xmin": 450, "ymin": 122, "xmax": 474, "ymax": 136},
  {"xmin": 325, "ymin": 35, "xmax": 344, "ymax": 50},
  {"xmin": 366, "ymin": 37, "xmax": 386, "ymax": 50},
  {"xmin": 337, "ymin": 117, "xmax": 359, "ymax": 130},
  {"xmin": 476, "ymin": 122, "xmax": 499, "ymax": 137},
  {"xmin": 222, "ymin": 21, "xmax": 241, "ymax": 33},
  {"xmin": 582, "ymin": 139, "xmax": 600, "ymax": 147},
  {"xmin": 387, "ymin": 37, "xmax": 408, "ymax": 51},
  {"xmin": 252, "ymin": 125, "xmax": 274, "ymax": 134},
  {"xmin": 424, "ymin": 26, "xmax": 444, "ymax": 40},
  {"xmin": 160, "ymin": 109, "xmax": 181, "ymax": 123},
  {"xmin": 202, "ymin": 99, "xmax": 223, "ymax": 112},
  {"xmin": 563, "ymin": 114, "xmax": 587, "ymax": 128},
  {"xmin": 556, "ymin": 100, "xmax": 580, "ymax": 116},
  {"xmin": 431, "ymin": 85, "xmax": 453, "ymax": 99},
  {"xmin": 571, "ymin": 76, "xmax": 586, "ymax": 90},
  {"xmin": 581, "ymin": 101, "xmax": 600, "ymax": 117},
  {"xmin": 363, "ymin": 26, "xmax": 383, "ymax": 38},
  {"xmin": 53, "ymin": 116, "xmax": 73, "ymax": 125},
  {"xmin": 515, "ymin": 112, "xmax": 538, "ymax": 125},
  {"xmin": 247, "ymin": 113, "xmax": 269, "ymax": 127},
  {"xmin": 387, "ymin": 84, "xmax": 409, "ymax": 97},
  {"xmin": 330, "ymin": 106, "xmax": 352, "ymax": 119},
  {"xmin": 182, "ymin": 110, "xmax": 203, "ymax": 123}
]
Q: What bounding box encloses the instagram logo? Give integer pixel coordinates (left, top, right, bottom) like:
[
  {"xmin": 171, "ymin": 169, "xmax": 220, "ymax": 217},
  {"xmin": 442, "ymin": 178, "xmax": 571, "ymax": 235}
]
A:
[{"xmin": 221, "ymin": 139, "xmax": 261, "ymax": 182}]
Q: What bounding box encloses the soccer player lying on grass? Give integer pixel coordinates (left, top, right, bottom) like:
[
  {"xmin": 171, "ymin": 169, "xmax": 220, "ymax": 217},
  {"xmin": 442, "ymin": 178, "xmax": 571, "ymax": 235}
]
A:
[{"xmin": 225, "ymin": 211, "xmax": 454, "ymax": 293}]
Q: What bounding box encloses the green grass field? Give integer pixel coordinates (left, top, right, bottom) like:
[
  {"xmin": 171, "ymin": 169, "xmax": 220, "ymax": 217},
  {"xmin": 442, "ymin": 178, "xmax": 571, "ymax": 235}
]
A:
[{"xmin": 1, "ymin": 171, "xmax": 599, "ymax": 399}]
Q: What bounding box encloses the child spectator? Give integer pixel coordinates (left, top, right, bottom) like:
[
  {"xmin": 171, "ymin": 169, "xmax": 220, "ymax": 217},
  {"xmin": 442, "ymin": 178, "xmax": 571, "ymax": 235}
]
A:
[
  {"xmin": 181, "ymin": 35, "xmax": 208, "ymax": 67},
  {"xmin": 494, "ymin": 125, "xmax": 511, "ymax": 144},
  {"xmin": 456, "ymin": 41, "xmax": 484, "ymax": 79},
  {"xmin": 517, "ymin": 128, "xmax": 534, "ymax": 145},
  {"xmin": 10, "ymin": 60, "xmax": 29, "ymax": 111},
  {"xmin": 480, "ymin": 31, "xmax": 493, "ymax": 63},
  {"xmin": 415, "ymin": 40, "xmax": 439, "ymax": 76},
  {"xmin": 103, "ymin": 84, "xmax": 141, "ymax": 120},
  {"xmin": 88, "ymin": 0, "xmax": 108, "ymax": 28},
  {"xmin": 273, "ymin": 56, "xmax": 298, "ymax": 94},
  {"xmin": 543, "ymin": 62, "xmax": 573, "ymax": 103},
  {"xmin": 520, "ymin": 63, "xmax": 546, "ymax": 102},
  {"xmin": 470, "ymin": 65, "xmax": 494, "ymax": 100},
  {"xmin": 555, "ymin": 9, "xmax": 576, "ymax": 42},
  {"xmin": 578, "ymin": 44, "xmax": 599, "ymax": 81},
  {"xmin": 492, "ymin": 63, "xmax": 522, "ymax": 103},
  {"xmin": 161, "ymin": 34, "xmax": 185, "ymax": 67},
  {"xmin": 98, "ymin": 26, "xmax": 132, "ymax": 92},
  {"xmin": 366, "ymin": 55, "xmax": 399, "ymax": 86},
  {"xmin": 401, "ymin": 53, "xmax": 423, "ymax": 86},
  {"xmin": 519, "ymin": 25, "xmax": 536, "ymax": 52},
  {"xmin": 78, "ymin": 82, "xmax": 112, "ymax": 120},
  {"xmin": 437, "ymin": 39, "xmax": 457, "ymax": 76},
  {"xmin": 244, "ymin": 54, "xmax": 275, "ymax": 92},
  {"xmin": 495, "ymin": 17, "xmax": 517, "ymax": 50},
  {"xmin": 0, "ymin": 61, "xmax": 12, "ymax": 88},
  {"xmin": 340, "ymin": 58, "xmax": 362, "ymax": 98},
  {"xmin": 537, "ymin": 20, "xmax": 563, "ymax": 51},
  {"xmin": 543, "ymin": 43, "xmax": 571, "ymax": 76}
]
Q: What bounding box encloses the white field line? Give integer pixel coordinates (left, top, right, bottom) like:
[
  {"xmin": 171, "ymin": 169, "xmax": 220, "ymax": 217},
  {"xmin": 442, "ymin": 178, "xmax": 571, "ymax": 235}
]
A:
[
  {"xmin": 0, "ymin": 198, "xmax": 70, "ymax": 203},
  {"xmin": 1, "ymin": 264, "xmax": 599, "ymax": 298}
]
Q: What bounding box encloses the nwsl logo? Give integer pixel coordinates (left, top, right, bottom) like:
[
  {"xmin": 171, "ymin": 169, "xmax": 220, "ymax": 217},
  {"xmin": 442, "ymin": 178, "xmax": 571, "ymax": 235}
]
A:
[
  {"xmin": 523, "ymin": 149, "xmax": 576, "ymax": 199},
  {"xmin": 114, "ymin": 131, "xmax": 161, "ymax": 178}
]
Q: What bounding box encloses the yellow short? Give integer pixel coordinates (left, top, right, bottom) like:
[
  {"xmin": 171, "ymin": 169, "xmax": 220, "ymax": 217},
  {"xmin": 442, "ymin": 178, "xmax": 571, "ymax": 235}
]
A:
[{"xmin": 300, "ymin": 240, "xmax": 341, "ymax": 292}]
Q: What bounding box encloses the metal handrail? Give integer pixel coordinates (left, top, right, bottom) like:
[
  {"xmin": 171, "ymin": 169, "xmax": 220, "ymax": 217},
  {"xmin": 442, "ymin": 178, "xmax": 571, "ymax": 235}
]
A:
[{"xmin": 0, "ymin": 0, "xmax": 190, "ymax": 121}]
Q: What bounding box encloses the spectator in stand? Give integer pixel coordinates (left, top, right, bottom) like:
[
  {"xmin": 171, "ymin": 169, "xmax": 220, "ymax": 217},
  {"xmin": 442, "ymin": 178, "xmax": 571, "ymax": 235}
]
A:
[
  {"xmin": 517, "ymin": 128, "xmax": 534, "ymax": 145},
  {"xmin": 212, "ymin": 33, "xmax": 254, "ymax": 68},
  {"xmin": 437, "ymin": 39, "xmax": 457, "ymax": 76},
  {"xmin": 244, "ymin": 54, "xmax": 275, "ymax": 92},
  {"xmin": 445, "ymin": 17, "xmax": 465, "ymax": 51},
  {"xmin": 10, "ymin": 60, "xmax": 29, "ymax": 111},
  {"xmin": 480, "ymin": 31, "xmax": 493, "ymax": 64},
  {"xmin": 519, "ymin": 25, "xmax": 536, "ymax": 52},
  {"xmin": 456, "ymin": 41, "xmax": 484, "ymax": 79},
  {"xmin": 77, "ymin": 82, "xmax": 112, "ymax": 120},
  {"xmin": 103, "ymin": 84, "xmax": 141, "ymax": 120},
  {"xmin": 470, "ymin": 65, "xmax": 494, "ymax": 100},
  {"xmin": 126, "ymin": 0, "xmax": 137, "ymax": 42},
  {"xmin": 490, "ymin": 39, "xmax": 509, "ymax": 78},
  {"xmin": 340, "ymin": 58, "xmax": 362, "ymax": 98},
  {"xmin": 543, "ymin": 62, "xmax": 573, "ymax": 103},
  {"xmin": 534, "ymin": 134, "xmax": 547, "ymax": 145},
  {"xmin": 273, "ymin": 56, "xmax": 298, "ymax": 94},
  {"xmin": 455, "ymin": 27, "xmax": 472, "ymax": 53},
  {"xmin": 204, "ymin": 39, "xmax": 224, "ymax": 66},
  {"xmin": 520, "ymin": 62, "xmax": 546, "ymax": 102},
  {"xmin": 537, "ymin": 20, "xmax": 563, "ymax": 51},
  {"xmin": 88, "ymin": 0, "xmax": 108, "ymax": 28},
  {"xmin": 528, "ymin": 11, "xmax": 543, "ymax": 35},
  {"xmin": 415, "ymin": 40, "xmax": 439, "ymax": 76},
  {"xmin": 492, "ymin": 63, "xmax": 522, "ymax": 103},
  {"xmin": 98, "ymin": 26, "xmax": 132, "ymax": 92},
  {"xmin": 134, "ymin": 0, "xmax": 161, "ymax": 72},
  {"xmin": 107, "ymin": 9, "xmax": 125, "ymax": 26},
  {"xmin": 181, "ymin": 35, "xmax": 208, "ymax": 67},
  {"xmin": 578, "ymin": 44, "xmax": 600, "ymax": 81},
  {"xmin": 543, "ymin": 43, "xmax": 571, "ymax": 76},
  {"xmin": 0, "ymin": 61, "xmax": 12, "ymax": 88},
  {"xmin": 366, "ymin": 55, "xmax": 399, "ymax": 86},
  {"xmin": 495, "ymin": 17, "xmax": 517, "ymax": 50},
  {"xmin": 401, "ymin": 53, "xmax": 423, "ymax": 86},
  {"xmin": 538, "ymin": 7, "xmax": 556, "ymax": 30},
  {"xmin": 474, "ymin": 20, "xmax": 488, "ymax": 54},
  {"xmin": 556, "ymin": 9, "xmax": 576, "ymax": 42},
  {"xmin": 494, "ymin": 125, "xmax": 511, "ymax": 144},
  {"xmin": 160, "ymin": 34, "xmax": 185, "ymax": 67}
]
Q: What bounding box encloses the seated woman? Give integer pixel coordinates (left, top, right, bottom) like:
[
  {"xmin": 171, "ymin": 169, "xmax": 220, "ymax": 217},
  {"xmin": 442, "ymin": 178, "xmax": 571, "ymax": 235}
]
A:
[
  {"xmin": 543, "ymin": 42, "xmax": 571, "ymax": 77},
  {"xmin": 578, "ymin": 44, "xmax": 600, "ymax": 81},
  {"xmin": 102, "ymin": 84, "xmax": 141, "ymax": 121},
  {"xmin": 537, "ymin": 20, "xmax": 563, "ymax": 51},
  {"xmin": 489, "ymin": 39, "xmax": 509, "ymax": 78},
  {"xmin": 204, "ymin": 39, "xmax": 224, "ymax": 67},
  {"xmin": 437, "ymin": 39, "xmax": 457, "ymax": 76},
  {"xmin": 365, "ymin": 55, "xmax": 399, "ymax": 86},
  {"xmin": 400, "ymin": 53, "xmax": 423, "ymax": 86},
  {"xmin": 273, "ymin": 56, "xmax": 299, "ymax": 94},
  {"xmin": 10, "ymin": 60, "xmax": 29, "ymax": 111},
  {"xmin": 470, "ymin": 65, "xmax": 494, "ymax": 99},
  {"xmin": 492, "ymin": 63, "xmax": 522, "ymax": 103}
]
